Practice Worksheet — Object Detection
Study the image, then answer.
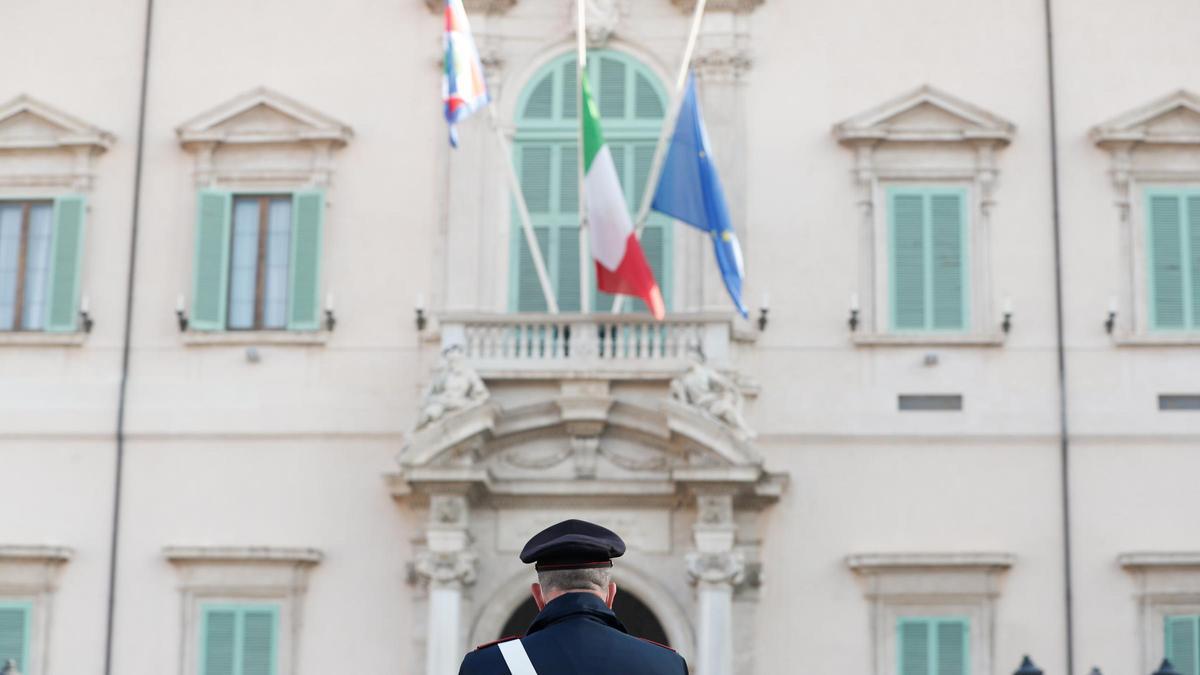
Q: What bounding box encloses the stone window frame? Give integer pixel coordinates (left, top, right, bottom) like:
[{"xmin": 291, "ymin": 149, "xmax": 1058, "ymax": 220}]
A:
[
  {"xmin": 1092, "ymin": 90, "xmax": 1200, "ymax": 345},
  {"xmin": 164, "ymin": 546, "xmax": 322, "ymax": 675},
  {"xmin": 847, "ymin": 553, "xmax": 1015, "ymax": 675},
  {"xmin": 1120, "ymin": 552, "xmax": 1200, "ymax": 675},
  {"xmin": 834, "ymin": 86, "xmax": 1016, "ymax": 346},
  {"xmin": 0, "ymin": 546, "xmax": 71, "ymax": 675}
]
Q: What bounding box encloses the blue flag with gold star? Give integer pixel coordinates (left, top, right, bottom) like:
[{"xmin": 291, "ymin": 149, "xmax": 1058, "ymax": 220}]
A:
[{"xmin": 650, "ymin": 73, "xmax": 747, "ymax": 317}]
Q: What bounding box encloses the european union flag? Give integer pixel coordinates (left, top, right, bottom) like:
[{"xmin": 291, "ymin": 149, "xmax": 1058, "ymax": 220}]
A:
[{"xmin": 650, "ymin": 73, "xmax": 747, "ymax": 318}]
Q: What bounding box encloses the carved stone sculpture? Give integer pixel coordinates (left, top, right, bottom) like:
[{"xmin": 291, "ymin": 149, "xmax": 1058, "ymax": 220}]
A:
[
  {"xmin": 417, "ymin": 346, "xmax": 489, "ymax": 428},
  {"xmin": 571, "ymin": 0, "xmax": 624, "ymax": 47},
  {"xmin": 686, "ymin": 550, "xmax": 746, "ymax": 586},
  {"xmin": 670, "ymin": 349, "xmax": 751, "ymax": 435},
  {"xmin": 413, "ymin": 549, "xmax": 477, "ymax": 586}
]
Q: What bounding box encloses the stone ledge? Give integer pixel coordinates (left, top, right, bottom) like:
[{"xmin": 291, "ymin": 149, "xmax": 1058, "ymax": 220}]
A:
[
  {"xmin": 671, "ymin": 0, "xmax": 765, "ymax": 12},
  {"xmin": 0, "ymin": 332, "xmax": 87, "ymax": 347},
  {"xmin": 1113, "ymin": 333, "xmax": 1200, "ymax": 347},
  {"xmin": 423, "ymin": 0, "xmax": 516, "ymax": 13},
  {"xmin": 852, "ymin": 333, "xmax": 1006, "ymax": 347},
  {"xmin": 847, "ymin": 552, "xmax": 1016, "ymax": 571},
  {"xmin": 163, "ymin": 546, "xmax": 324, "ymax": 565},
  {"xmin": 1119, "ymin": 552, "xmax": 1200, "ymax": 569},
  {"xmin": 0, "ymin": 545, "xmax": 73, "ymax": 563},
  {"xmin": 181, "ymin": 331, "xmax": 329, "ymax": 347}
]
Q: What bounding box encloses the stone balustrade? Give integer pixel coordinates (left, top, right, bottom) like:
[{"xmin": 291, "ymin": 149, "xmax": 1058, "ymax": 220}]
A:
[{"xmin": 438, "ymin": 312, "xmax": 735, "ymax": 378}]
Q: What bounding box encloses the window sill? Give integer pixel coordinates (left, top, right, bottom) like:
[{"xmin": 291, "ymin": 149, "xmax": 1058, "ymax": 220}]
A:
[
  {"xmin": 181, "ymin": 330, "xmax": 329, "ymax": 346},
  {"xmin": 0, "ymin": 332, "xmax": 87, "ymax": 347},
  {"xmin": 1112, "ymin": 333, "xmax": 1200, "ymax": 347},
  {"xmin": 852, "ymin": 332, "xmax": 1006, "ymax": 347}
]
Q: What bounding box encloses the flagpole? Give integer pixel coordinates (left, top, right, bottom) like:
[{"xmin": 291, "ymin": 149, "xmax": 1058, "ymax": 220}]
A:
[
  {"xmin": 611, "ymin": 0, "xmax": 707, "ymax": 314},
  {"xmin": 488, "ymin": 106, "xmax": 559, "ymax": 314},
  {"xmin": 576, "ymin": 0, "xmax": 591, "ymax": 314}
]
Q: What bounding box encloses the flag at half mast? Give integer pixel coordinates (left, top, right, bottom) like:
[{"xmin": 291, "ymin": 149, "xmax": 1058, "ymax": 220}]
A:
[
  {"xmin": 581, "ymin": 72, "xmax": 666, "ymax": 319},
  {"xmin": 442, "ymin": 0, "xmax": 489, "ymax": 147}
]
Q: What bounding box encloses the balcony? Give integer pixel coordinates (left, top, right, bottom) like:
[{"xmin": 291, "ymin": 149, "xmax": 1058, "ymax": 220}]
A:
[{"xmin": 438, "ymin": 312, "xmax": 737, "ymax": 380}]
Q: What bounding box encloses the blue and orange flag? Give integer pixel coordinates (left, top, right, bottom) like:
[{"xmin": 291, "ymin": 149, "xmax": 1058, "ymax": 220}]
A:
[{"xmin": 442, "ymin": 0, "xmax": 489, "ymax": 147}]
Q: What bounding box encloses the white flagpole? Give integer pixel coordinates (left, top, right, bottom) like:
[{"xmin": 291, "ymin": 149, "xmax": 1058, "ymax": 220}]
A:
[
  {"xmin": 576, "ymin": 0, "xmax": 590, "ymax": 313},
  {"xmin": 488, "ymin": 106, "xmax": 559, "ymax": 314},
  {"xmin": 611, "ymin": 0, "xmax": 708, "ymax": 314}
]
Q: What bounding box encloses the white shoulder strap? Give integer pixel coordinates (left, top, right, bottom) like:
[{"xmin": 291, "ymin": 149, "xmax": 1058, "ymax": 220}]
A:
[{"xmin": 498, "ymin": 639, "xmax": 538, "ymax": 675}]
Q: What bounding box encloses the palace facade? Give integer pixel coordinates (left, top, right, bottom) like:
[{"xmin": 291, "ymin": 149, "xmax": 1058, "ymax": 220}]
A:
[{"xmin": 2, "ymin": 1, "xmax": 1200, "ymax": 675}]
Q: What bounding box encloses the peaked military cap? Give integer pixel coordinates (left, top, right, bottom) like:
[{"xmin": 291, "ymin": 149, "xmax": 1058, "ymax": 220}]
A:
[{"xmin": 520, "ymin": 519, "xmax": 626, "ymax": 571}]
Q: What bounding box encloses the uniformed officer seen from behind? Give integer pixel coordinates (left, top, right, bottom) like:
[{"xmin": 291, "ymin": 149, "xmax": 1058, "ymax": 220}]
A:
[{"xmin": 457, "ymin": 519, "xmax": 688, "ymax": 674}]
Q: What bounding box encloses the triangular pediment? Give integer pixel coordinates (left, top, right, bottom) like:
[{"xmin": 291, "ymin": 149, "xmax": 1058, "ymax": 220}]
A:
[
  {"xmin": 0, "ymin": 95, "xmax": 113, "ymax": 151},
  {"xmin": 177, "ymin": 87, "xmax": 352, "ymax": 147},
  {"xmin": 834, "ymin": 85, "xmax": 1015, "ymax": 145},
  {"xmin": 1091, "ymin": 90, "xmax": 1200, "ymax": 146}
]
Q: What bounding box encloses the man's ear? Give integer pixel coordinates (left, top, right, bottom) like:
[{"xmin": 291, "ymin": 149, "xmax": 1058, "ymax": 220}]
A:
[
  {"xmin": 605, "ymin": 581, "xmax": 618, "ymax": 609},
  {"xmin": 531, "ymin": 582, "xmax": 547, "ymax": 610}
]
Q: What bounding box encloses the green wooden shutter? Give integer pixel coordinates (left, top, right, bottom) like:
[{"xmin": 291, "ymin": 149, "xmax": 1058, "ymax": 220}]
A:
[
  {"xmin": 1188, "ymin": 196, "xmax": 1200, "ymax": 328},
  {"xmin": 201, "ymin": 608, "xmax": 237, "ymax": 675},
  {"xmin": 635, "ymin": 73, "xmax": 665, "ymax": 119},
  {"xmin": 899, "ymin": 619, "xmax": 931, "ymax": 675},
  {"xmin": 287, "ymin": 190, "xmax": 324, "ymax": 331},
  {"xmin": 0, "ymin": 603, "xmax": 30, "ymax": 674},
  {"xmin": 559, "ymin": 145, "xmax": 578, "ymax": 214},
  {"xmin": 598, "ymin": 56, "xmax": 627, "ymax": 118},
  {"xmin": 515, "ymin": 226, "xmax": 551, "ymax": 312},
  {"xmin": 936, "ymin": 619, "xmax": 968, "ymax": 675},
  {"xmin": 558, "ymin": 227, "xmax": 581, "ymax": 312},
  {"xmin": 523, "ymin": 76, "xmax": 553, "ymax": 119},
  {"xmin": 191, "ymin": 190, "xmax": 233, "ymax": 331},
  {"xmin": 44, "ymin": 195, "xmax": 87, "ymax": 332},
  {"xmin": 241, "ymin": 609, "xmax": 277, "ymax": 675},
  {"xmin": 1167, "ymin": 616, "xmax": 1200, "ymax": 675},
  {"xmin": 561, "ymin": 60, "xmax": 577, "ymax": 119},
  {"xmin": 1149, "ymin": 193, "xmax": 1187, "ymax": 329},
  {"xmin": 892, "ymin": 193, "xmax": 927, "ymax": 329},
  {"xmin": 520, "ymin": 146, "xmax": 552, "ymax": 213},
  {"xmin": 930, "ymin": 193, "xmax": 966, "ymax": 330}
]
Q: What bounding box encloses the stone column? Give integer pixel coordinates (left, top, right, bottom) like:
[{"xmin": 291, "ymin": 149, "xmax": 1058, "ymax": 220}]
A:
[
  {"xmin": 687, "ymin": 493, "xmax": 744, "ymax": 675},
  {"xmin": 413, "ymin": 494, "xmax": 476, "ymax": 675}
]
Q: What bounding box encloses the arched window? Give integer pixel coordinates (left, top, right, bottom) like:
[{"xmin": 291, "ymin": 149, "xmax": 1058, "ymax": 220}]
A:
[{"xmin": 510, "ymin": 50, "xmax": 671, "ymax": 313}]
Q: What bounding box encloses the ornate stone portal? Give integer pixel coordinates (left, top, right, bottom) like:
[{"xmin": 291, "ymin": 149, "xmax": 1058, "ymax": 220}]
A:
[{"xmin": 391, "ymin": 332, "xmax": 786, "ymax": 675}]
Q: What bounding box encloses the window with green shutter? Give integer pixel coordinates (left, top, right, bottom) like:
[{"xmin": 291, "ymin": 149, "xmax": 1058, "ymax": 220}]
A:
[
  {"xmin": 1166, "ymin": 615, "xmax": 1200, "ymax": 675},
  {"xmin": 888, "ymin": 188, "xmax": 969, "ymax": 332},
  {"xmin": 0, "ymin": 197, "xmax": 86, "ymax": 333},
  {"xmin": 898, "ymin": 617, "xmax": 969, "ymax": 675},
  {"xmin": 191, "ymin": 190, "xmax": 324, "ymax": 332},
  {"xmin": 1146, "ymin": 189, "xmax": 1200, "ymax": 331},
  {"xmin": 200, "ymin": 604, "xmax": 279, "ymax": 675},
  {"xmin": 0, "ymin": 601, "xmax": 31, "ymax": 675},
  {"xmin": 510, "ymin": 50, "xmax": 672, "ymax": 314}
]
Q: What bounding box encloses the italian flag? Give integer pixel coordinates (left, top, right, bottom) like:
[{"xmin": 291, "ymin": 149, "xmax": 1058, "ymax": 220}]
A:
[{"xmin": 582, "ymin": 72, "xmax": 666, "ymax": 320}]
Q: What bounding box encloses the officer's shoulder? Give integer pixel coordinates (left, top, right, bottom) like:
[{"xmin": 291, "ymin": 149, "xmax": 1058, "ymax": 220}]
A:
[
  {"xmin": 474, "ymin": 635, "xmax": 521, "ymax": 651},
  {"xmin": 635, "ymin": 637, "xmax": 676, "ymax": 653}
]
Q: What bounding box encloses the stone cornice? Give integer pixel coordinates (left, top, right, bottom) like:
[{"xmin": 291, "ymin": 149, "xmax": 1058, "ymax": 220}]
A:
[
  {"xmin": 671, "ymin": 0, "xmax": 765, "ymax": 12},
  {"xmin": 423, "ymin": 0, "xmax": 516, "ymax": 14},
  {"xmin": 0, "ymin": 546, "xmax": 72, "ymax": 564},
  {"xmin": 847, "ymin": 552, "xmax": 1016, "ymax": 572},
  {"xmin": 0, "ymin": 95, "xmax": 114, "ymax": 152},
  {"xmin": 164, "ymin": 546, "xmax": 324, "ymax": 565},
  {"xmin": 1119, "ymin": 552, "xmax": 1200, "ymax": 570},
  {"xmin": 1091, "ymin": 90, "xmax": 1200, "ymax": 147}
]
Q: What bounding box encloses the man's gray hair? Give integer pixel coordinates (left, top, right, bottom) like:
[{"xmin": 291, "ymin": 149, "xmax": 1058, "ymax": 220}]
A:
[{"xmin": 536, "ymin": 567, "xmax": 612, "ymax": 594}]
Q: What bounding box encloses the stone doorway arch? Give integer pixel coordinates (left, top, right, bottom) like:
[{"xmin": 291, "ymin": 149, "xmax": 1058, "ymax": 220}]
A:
[{"xmin": 392, "ymin": 361, "xmax": 787, "ymax": 675}]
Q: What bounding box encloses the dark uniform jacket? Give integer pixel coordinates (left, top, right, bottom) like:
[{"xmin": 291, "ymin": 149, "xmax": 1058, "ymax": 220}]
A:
[{"xmin": 458, "ymin": 592, "xmax": 688, "ymax": 674}]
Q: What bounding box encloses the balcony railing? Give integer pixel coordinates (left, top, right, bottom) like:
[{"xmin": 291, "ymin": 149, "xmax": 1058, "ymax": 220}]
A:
[{"xmin": 438, "ymin": 312, "xmax": 734, "ymax": 378}]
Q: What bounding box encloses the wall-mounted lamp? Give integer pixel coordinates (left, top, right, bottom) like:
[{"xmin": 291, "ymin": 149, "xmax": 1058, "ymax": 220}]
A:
[
  {"xmin": 1105, "ymin": 295, "xmax": 1118, "ymax": 335},
  {"xmin": 79, "ymin": 295, "xmax": 94, "ymax": 333},
  {"xmin": 324, "ymin": 293, "xmax": 337, "ymax": 332},
  {"xmin": 415, "ymin": 293, "xmax": 428, "ymax": 331},
  {"xmin": 1001, "ymin": 297, "xmax": 1013, "ymax": 334},
  {"xmin": 848, "ymin": 292, "xmax": 860, "ymax": 332},
  {"xmin": 175, "ymin": 293, "xmax": 189, "ymax": 332}
]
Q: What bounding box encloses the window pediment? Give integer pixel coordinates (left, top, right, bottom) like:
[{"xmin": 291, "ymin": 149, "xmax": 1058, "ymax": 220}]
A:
[
  {"xmin": 177, "ymin": 87, "xmax": 351, "ymax": 148},
  {"xmin": 1092, "ymin": 90, "xmax": 1200, "ymax": 147},
  {"xmin": 834, "ymin": 85, "xmax": 1015, "ymax": 146},
  {"xmin": 0, "ymin": 96, "xmax": 113, "ymax": 152},
  {"xmin": 0, "ymin": 95, "xmax": 114, "ymax": 190},
  {"xmin": 177, "ymin": 88, "xmax": 351, "ymax": 187}
]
